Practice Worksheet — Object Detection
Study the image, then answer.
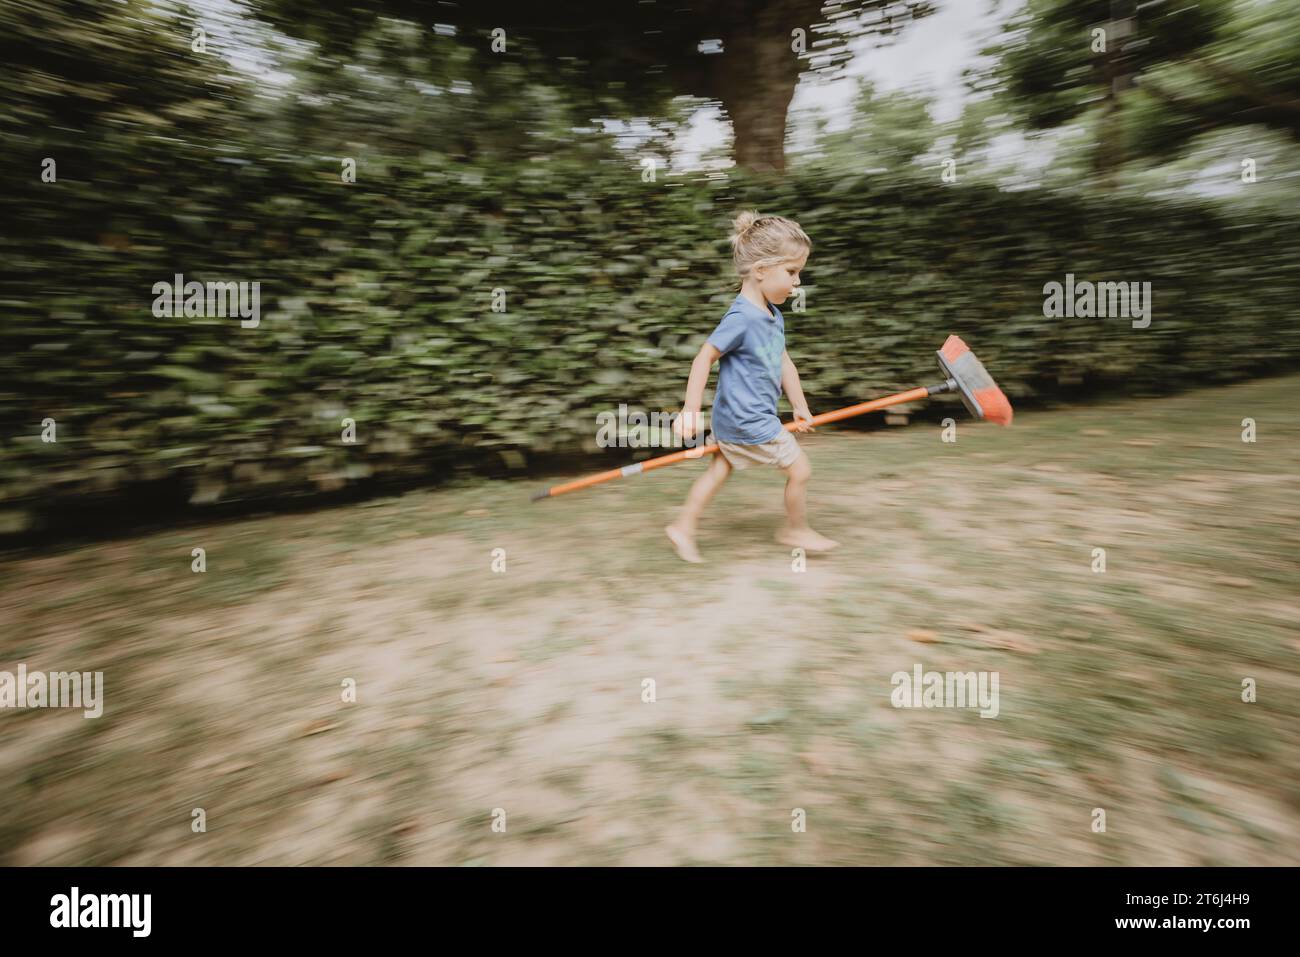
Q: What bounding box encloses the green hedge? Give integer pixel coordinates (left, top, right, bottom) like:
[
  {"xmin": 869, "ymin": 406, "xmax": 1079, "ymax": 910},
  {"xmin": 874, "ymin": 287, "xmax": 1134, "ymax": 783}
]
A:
[{"xmin": 3, "ymin": 157, "xmax": 1299, "ymax": 530}]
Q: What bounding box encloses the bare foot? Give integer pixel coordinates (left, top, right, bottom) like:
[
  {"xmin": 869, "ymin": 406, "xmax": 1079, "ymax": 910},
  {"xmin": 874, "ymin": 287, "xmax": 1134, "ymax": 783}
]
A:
[
  {"xmin": 665, "ymin": 524, "xmax": 704, "ymax": 563},
  {"xmin": 776, "ymin": 526, "xmax": 839, "ymax": 552}
]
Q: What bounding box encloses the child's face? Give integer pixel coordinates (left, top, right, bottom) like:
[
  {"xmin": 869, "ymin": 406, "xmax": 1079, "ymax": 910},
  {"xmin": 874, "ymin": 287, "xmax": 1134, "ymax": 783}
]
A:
[{"xmin": 756, "ymin": 248, "xmax": 808, "ymax": 306}]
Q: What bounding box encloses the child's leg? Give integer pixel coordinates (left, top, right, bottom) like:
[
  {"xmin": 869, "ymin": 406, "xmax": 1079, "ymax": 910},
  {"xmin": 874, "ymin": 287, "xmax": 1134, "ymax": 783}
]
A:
[
  {"xmin": 776, "ymin": 450, "xmax": 838, "ymax": 551},
  {"xmin": 665, "ymin": 452, "xmax": 732, "ymax": 562}
]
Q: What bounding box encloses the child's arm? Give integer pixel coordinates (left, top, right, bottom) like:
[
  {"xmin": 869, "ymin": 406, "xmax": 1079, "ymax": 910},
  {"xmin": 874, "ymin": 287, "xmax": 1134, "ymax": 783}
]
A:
[
  {"xmin": 674, "ymin": 342, "xmax": 722, "ymax": 439},
  {"xmin": 781, "ymin": 350, "xmax": 816, "ymax": 432}
]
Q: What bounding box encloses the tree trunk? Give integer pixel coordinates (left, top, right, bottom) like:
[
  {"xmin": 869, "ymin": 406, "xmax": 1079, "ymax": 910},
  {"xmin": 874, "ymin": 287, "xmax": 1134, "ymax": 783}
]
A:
[
  {"xmin": 1095, "ymin": 2, "xmax": 1137, "ymax": 186},
  {"xmin": 711, "ymin": 10, "xmax": 802, "ymax": 174}
]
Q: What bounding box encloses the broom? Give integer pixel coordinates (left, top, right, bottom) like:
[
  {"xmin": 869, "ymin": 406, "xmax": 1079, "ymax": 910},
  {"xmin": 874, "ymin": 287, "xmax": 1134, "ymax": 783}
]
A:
[{"xmin": 531, "ymin": 335, "xmax": 1011, "ymax": 502}]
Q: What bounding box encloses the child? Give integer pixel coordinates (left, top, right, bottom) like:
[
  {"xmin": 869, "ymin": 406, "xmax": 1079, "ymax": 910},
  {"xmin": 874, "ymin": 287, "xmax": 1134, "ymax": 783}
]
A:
[{"xmin": 665, "ymin": 210, "xmax": 839, "ymax": 563}]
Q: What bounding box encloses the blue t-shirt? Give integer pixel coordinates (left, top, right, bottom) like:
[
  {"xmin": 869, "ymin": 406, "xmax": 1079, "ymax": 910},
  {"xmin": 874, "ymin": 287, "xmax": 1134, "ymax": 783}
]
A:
[{"xmin": 707, "ymin": 293, "xmax": 786, "ymax": 444}]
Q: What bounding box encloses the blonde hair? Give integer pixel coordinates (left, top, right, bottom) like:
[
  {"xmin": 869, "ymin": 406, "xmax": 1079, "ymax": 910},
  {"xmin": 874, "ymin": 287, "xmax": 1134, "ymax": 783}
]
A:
[{"xmin": 729, "ymin": 210, "xmax": 811, "ymax": 290}]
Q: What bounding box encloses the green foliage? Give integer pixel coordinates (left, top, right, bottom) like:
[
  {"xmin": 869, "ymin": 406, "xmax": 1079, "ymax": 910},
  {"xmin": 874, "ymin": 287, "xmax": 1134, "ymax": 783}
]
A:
[
  {"xmin": 992, "ymin": 0, "xmax": 1300, "ymax": 171},
  {"xmin": 804, "ymin": 80, "xmax": 940, "ymax": 172},
  {"xmin": 1123, "ymin": 0, "xmax": 1300, "ymax": 160},
  {"xmin": 996, "ymin": 0, "xmax": 1224, "ymax": 130}
]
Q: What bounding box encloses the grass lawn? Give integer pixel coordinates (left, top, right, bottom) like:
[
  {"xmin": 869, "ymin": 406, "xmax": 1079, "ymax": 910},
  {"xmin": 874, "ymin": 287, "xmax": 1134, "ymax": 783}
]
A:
[{"xmin": 2, "ymin": 375, "xmax": 1298, "ymax": 865}]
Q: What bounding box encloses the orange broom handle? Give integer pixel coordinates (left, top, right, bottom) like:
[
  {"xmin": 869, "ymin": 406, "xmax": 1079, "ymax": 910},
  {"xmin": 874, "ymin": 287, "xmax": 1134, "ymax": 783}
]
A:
[
  {"xmin": 531, "ymin": 384, "xmax": 939, "ymax": 501},
  {"xmin": 800, "ymin": 385, "xmax": 933, "ymax": 428}
]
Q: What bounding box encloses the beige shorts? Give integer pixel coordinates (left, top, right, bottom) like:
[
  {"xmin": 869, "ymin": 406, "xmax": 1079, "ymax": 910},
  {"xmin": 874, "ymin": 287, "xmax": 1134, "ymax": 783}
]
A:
[{"xmin": 716, "ymin": 429, "xmax": 802, "ymax": 471}]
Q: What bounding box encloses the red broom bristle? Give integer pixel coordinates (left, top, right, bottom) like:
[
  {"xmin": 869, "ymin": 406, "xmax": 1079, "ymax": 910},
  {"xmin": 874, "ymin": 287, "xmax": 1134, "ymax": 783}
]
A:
[
  {"xmin": 974, "ymin": 386, "xmax": 1013, "ymax": 426},
  {"xmin": 940, "ymin": 335, "xmax": 968, "ymax": 363}
]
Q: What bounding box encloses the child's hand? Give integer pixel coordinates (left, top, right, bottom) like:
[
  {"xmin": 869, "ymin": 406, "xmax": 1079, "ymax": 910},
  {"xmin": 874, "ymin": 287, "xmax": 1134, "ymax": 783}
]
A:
[
  {"xmin": 791, "ymin": 408, "xmax": 815, "ymax": 433},
  {"xmin": 673, "ymin": 409, "xmax": 700, "ymax": 440}
]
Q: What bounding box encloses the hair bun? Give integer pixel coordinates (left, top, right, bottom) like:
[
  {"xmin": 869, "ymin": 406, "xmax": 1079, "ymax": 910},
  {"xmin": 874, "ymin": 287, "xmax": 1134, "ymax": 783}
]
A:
[{"xmin": 730, "ymin": 209, "xmax": 761, "ymax": 244}]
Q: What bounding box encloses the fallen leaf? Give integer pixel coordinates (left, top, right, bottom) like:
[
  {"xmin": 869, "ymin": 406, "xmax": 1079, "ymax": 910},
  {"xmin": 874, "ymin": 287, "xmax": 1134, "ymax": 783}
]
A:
[
  {"xmin": 906, "ymin": 629, "xmax": 939, "ymax": 643},
  {"xmin": 299, "ymin": 719, "xmax": 338, "ymax": 737},
  {"xmin": 975, "ymin": 629, "xmax": 1038, "ymax": 654}
]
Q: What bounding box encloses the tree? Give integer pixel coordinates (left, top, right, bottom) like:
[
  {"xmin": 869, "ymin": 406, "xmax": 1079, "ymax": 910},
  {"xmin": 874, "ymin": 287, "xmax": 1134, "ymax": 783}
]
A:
[
  {"xmin": 801, "ymin": 79, "xmax": 939, "ymax": 172},
  {"xmin": 1126, "ymin": 0, "xmax": 1300, "ymax": 161},
  {"xmin": 249, "ymin": 0, "xmax": 937, "ymax": 174},
  {"xmin": 991, "ymin": 0, "xmax": 1222, "ymax": 179},
  {"xmin": 991, "ymin": 0, "xmax": 1300, "ymax": 178}
]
